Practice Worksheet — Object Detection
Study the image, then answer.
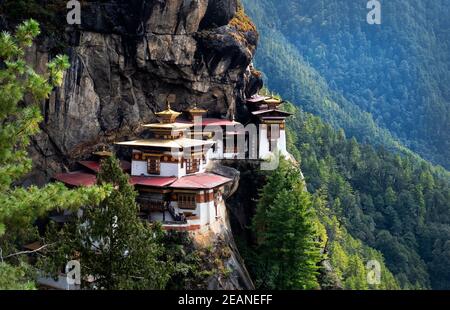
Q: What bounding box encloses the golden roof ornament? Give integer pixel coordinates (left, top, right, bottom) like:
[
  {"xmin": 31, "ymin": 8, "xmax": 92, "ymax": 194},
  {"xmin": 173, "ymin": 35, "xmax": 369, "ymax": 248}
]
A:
[
  {"xmin": 93, "ymin": 145, "xmax": 113, "ymax": 158},
  {"xmin": 187, "ymin": 102, "xmax": 207, "ymax": 120},
  {"xmin": 265, "ymin": 96, "xmax": 282, "ymax": 109},
  {"xmin": 156, "ymin": 96, "xmax": 181, "ymax": 124}
]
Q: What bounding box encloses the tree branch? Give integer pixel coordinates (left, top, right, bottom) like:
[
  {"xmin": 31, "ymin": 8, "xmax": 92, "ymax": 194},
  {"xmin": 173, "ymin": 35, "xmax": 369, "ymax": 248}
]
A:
[{"xmin": 4, "ymin": 243, "xmax": 55, "ymax": 259}]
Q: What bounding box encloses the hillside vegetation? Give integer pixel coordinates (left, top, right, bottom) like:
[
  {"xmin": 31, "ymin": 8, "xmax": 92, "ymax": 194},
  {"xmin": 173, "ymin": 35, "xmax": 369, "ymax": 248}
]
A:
[
  {"xmin": 285, "ymin": 102, "xmax": 450, "ymax": 289},
  {"xmin": 242, "ymin": 0, "xmax": 450, "ymax": 169}
]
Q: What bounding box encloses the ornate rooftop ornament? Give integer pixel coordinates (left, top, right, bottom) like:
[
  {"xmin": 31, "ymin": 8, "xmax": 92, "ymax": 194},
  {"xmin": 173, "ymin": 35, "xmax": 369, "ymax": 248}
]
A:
[
  {"xmin": 156, "ymin": 96, "xmax": 181, "ymax": 124},
  {"xmin": 264, "ymin": 97, "xmax": 283, "ymax": 109},
  {"xmin": 93, "ymin": 145, "xmax": 113, "ymax": 158},
  {"xmin": 187, "ymin": 102, "xmax": 207, "ymax": 120}
]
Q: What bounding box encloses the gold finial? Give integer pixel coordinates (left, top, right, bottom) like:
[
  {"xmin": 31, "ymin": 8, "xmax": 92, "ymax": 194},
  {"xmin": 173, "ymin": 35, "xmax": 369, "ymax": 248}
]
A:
[
  {"xmin": 186, "ymin": 102, "xmax": 207, "ymax": 120},
  {"xmin": 93, "ymin": 145, "xmax": 113, "ymax": 158},
  {"xmin": 166, "ymin": 99, "xmax": 171, "ymax": 110},
  {"xmin": 156, "ymin": 94, "xmax": 181, "ymax": 124}
]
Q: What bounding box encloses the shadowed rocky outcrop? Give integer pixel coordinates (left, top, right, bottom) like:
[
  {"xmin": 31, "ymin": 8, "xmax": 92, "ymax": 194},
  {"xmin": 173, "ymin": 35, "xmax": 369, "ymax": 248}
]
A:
[{"xmin": 2, "ymin": 0, "xmax": 258, "ymax": 185}]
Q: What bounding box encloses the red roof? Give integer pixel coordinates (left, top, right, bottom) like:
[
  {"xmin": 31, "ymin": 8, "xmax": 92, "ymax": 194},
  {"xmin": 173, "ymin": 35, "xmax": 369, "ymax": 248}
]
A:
[
  {"xmin": 54, "ymin": 170, "xmax": 230, "ymax": 190},
  {"xmin": 246, "ymin": 95, "xmax": 269, "ymax": 103},
  {"xmin": 54, "ymin": 172, "xmax": 176, "ymax": 188},
  {"xmin": 130, "ymin": 176, "xmax": 177, "ymax": 187},
  {"xmin": 169, "ymin": 173, "xmax": 232, "ymax": 189},
  {"xmin": 78, "ymin": 161, "xmax": 100, "ymax": 173},
  {"xmin": 54, "ymin": 171, "xmax": 97, "ymax": 187},
  {"xmin": 251, "ymin": 109, "xmax": 293, "ymax": 116},
  {"xmin": 79, "ymin": 160, "xmax": 131, "ymax": 173}
]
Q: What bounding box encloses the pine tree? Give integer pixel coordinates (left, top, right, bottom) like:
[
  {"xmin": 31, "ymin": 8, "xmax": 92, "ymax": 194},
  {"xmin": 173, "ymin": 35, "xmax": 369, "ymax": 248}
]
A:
[
  {"xmin": 0, "ymin": 19, "xmax": 110, "ymax": 289},
  {"xmin": 40, "ymin": 156, "xmax": 171, "ymax": 290},
  {"xmin": 252, "ymin": 158, "xmax": 323, "ymax": 289}
]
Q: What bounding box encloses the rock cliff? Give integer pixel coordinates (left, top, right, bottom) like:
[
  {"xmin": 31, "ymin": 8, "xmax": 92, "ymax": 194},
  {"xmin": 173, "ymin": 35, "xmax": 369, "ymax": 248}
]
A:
[{"xmin": 0, "ymin": 0, "xmax": 259, "ymax": 185}]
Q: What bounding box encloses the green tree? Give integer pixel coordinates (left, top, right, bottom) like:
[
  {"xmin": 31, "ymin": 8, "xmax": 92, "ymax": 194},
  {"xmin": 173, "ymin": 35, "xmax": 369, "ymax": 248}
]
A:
[
  {"xmin": 0, "ymin": 262, "xmax": 35, "ymax": 290},
  {"xmin": 39, "ymin": 156, "xmax": 171, "ymax": 290},
  {"xmin": 251, "ymin": 158, "xmax": 323, "ymax": 289},
  {"xmin": 0, "ymin": 20, "xmax": 110, "ymax": 289},
  {"xmin": 282, "ymin": 101, "xmax": 450, "ymax": 289}
]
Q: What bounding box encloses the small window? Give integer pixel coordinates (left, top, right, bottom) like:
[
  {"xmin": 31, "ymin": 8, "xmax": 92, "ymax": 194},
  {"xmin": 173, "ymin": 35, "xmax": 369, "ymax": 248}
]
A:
[
  {"xmin": 178, "ymin": 194, "xmax": 196, "ymax": 210},
  {"xmin": 185, "ymin": 158, "xmax": 200, "ymax": 174},
  {"xmin": 267, "ymin": 125, "xmax": 280, "ymax": 152},
  {"xmin": 147, "ymin": 157, "xmax": 161, "ymax": 175},
  {"xmin": 267, "ymin": 124, "xmax": 280, "ymax": 140}
]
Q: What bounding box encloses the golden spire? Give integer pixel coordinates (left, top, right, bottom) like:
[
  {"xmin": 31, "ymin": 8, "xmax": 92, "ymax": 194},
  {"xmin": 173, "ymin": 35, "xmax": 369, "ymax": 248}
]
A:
[
  {"xmin": 156, "ymin": 96, "xmax": 181, "ymax": 124},
  {"xmin": 187, "ymin": 102, "xmax": 207, "ymax": 120}
]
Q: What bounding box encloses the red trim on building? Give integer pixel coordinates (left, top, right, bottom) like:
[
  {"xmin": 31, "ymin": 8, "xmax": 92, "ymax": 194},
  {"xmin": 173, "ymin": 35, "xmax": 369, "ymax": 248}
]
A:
[
  {"xmin": 54, "ymin": 171, "xmax": 97, "ymax": 187},
  {"xmin": 246, "ymin": 95, "xmax": 269, "ymax": 103},
  {"xmin": 251, "ymin": 109, "xmax": 293, "ymax": 117},
  {"xmin": 79, "ymin": 160, "xmax": 131, "ymax": 174},
  {"xmin": 130, "ymin": 176, "xmax": 177, "ymax": 187},
  {"xmin": 169, "ymin": 173, "xmax": 232, "ymax": 189},
  {"xmin": 78, "ymin": 161, "xmax": 100, "ymax": 173}
]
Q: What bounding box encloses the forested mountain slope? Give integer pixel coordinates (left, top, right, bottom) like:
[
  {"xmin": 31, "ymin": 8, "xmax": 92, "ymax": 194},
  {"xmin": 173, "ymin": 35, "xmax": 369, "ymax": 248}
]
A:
[
  {"xmin": 242, "ymin": 0, "xmax": 450, "ymax": 169},
  {"xmin": 284, "ymin": 102, "xmax": 450, "ymax": 289}
]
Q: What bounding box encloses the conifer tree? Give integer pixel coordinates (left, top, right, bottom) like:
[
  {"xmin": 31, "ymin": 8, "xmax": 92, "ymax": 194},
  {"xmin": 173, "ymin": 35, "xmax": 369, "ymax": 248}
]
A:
[
  {"xmin": 252, "ymin": 158, "xmax": 323, "ymax": 289},
  {"xmin": 0, "ymin": 19, "xmax": 110, "ymax": 289},
  {"xmin": 40, "ymin": 156, "xmax": 171, "ymax": 290}
]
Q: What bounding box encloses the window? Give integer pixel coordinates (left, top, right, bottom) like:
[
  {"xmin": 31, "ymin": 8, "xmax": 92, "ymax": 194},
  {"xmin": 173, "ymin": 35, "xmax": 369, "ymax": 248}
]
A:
[
  {"xmin": 267, "ymin": 124, "xmax": 280, "ymax": 152},
  {"xmin": 178, "ymin": 194, "xmax": 196, "ymax": 210},
  {"xmin": 147, "ymin": 157, "xmax": 161, "ymax": 175},
  {"xmin": 185, "ymin": 158, "xmax": 200, "ymax": 174}
]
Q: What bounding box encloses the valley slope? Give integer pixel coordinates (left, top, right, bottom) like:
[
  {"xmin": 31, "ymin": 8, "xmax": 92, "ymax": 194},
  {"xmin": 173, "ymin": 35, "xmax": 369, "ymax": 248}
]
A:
[{"xmin": 242, "ymin": 0, "xmax": 450, "ymax": 170}]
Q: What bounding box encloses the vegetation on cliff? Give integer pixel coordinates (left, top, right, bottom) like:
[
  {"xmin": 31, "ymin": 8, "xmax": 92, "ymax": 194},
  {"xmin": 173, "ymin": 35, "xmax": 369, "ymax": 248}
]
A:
[
  {"xmin": 229, "ymin": 2, "xmax": 257, "ymax": 33},
  {"xmin": 235, "ymin": 153, "xmax": 399, "ymax": 290},
  {"xmin": 0, "ymin": 20, "xmax": 112, "ymax": 289},
  {"xmin": 39, "ymin": 156, "xmax": 171, "ymax": 289},
  {"xmin": 284, "ymin": 102, "xmax": 450, "ymax": 289},
  {"xmin": 39, "ymin": 156, "xmax": 231, "ymax": 290},
  {"xmin": 241, "ymin": 159, "xmax": 324, "ymax": 289}
]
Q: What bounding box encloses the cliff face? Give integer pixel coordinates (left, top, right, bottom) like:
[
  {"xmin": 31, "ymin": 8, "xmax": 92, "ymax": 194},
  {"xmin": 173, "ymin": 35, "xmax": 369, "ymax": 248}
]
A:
[{"xmin": 13, "ymin": 0, "xmax": 259, "ymax": 185}]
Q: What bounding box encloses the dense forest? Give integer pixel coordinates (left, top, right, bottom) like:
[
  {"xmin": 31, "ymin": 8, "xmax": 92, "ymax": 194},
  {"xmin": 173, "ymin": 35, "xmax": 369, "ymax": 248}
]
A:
[
  {"xmin": 239, "ymin": 155, "xmax": 400, "ymax": 290},
  {"xmin": 283, "ymin": 102, "xmax": 450, "ymax": 289},
  {"xmin": 242, "ymin": 0, "xmax": 450, "ymax": 169}
]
